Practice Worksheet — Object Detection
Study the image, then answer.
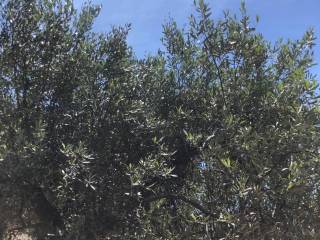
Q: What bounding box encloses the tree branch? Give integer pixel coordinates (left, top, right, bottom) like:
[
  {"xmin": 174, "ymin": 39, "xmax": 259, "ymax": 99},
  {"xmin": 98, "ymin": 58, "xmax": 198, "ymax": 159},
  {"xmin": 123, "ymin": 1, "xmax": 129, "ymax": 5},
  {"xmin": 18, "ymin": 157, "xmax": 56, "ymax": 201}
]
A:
[
  {"xmin": 203, "ymin": 35, "xmax": 227, "ymax": 108},
  {"xmin": 144, "ymin": 194, "xmax": 214, "ymax": 216}
]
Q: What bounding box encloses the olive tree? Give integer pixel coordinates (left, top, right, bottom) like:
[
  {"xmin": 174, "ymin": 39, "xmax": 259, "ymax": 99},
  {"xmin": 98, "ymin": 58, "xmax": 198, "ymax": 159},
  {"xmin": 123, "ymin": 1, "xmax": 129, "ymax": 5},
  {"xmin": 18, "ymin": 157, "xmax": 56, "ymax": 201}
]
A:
[{"xmin": 0, "ymin": 0, "xmax": 319, "ymax": 239}]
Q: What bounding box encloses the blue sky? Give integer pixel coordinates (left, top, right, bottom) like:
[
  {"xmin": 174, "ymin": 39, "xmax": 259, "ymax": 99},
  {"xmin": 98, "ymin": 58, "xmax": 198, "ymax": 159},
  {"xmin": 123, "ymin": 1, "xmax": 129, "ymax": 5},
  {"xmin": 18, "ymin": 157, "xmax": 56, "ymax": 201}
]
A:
[{"xmin": 74, "ymin": 0, "xmax": 320, "ymax": 77}]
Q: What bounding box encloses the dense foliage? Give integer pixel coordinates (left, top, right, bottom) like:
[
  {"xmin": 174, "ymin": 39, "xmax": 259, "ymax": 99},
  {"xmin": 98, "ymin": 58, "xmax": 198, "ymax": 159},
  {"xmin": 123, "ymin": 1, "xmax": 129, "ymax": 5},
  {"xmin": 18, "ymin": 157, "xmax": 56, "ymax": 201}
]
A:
[{"xmin": 0, "ymin": 0, "xmax": 319, "ymax": 239}]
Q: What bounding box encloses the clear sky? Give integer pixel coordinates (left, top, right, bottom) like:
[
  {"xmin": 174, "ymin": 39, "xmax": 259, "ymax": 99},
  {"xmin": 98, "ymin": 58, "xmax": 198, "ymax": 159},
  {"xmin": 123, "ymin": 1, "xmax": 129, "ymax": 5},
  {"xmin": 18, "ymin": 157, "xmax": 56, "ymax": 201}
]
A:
[{"xmin": 74, "ymin": 0, "xmax": 320, "ymax": 77}]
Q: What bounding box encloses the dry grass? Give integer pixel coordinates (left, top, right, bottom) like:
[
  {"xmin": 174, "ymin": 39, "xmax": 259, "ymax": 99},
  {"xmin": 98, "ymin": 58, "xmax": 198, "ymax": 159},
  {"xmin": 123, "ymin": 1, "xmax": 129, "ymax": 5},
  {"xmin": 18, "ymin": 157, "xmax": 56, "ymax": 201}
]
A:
[{"xmin": 9, "ymin": 233, "xmax": 32, "ymax": 240}]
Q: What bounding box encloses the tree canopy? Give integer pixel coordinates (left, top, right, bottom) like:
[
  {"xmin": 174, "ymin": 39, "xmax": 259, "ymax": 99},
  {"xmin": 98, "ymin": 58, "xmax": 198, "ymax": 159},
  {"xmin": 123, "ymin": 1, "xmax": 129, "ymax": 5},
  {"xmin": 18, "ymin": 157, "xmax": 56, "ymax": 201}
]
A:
[{"xmin": 0, "ymin": 0, "xmax": 319, "ymax": 239}]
